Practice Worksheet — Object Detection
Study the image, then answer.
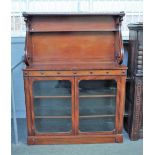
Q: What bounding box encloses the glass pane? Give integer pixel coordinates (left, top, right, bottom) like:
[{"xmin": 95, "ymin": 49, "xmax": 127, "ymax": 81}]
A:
[
  {"xmin": 79, "ymin": 80, "xmax": 116, "ymax": 132},
  {"xmin": 80, "ymin": 98, "xmax": 115, "ymax": 116},
  {"xmin": 34, "ymin": 98, "xmax": 71, "ymax": 116},
  {"xmin": 33, "ymin": 80, "xmax": 72, "ymax": 133},
  {"xmin": 79, "ymin": 80, "xmax": 116, "ymax": 96},
  {"xmin": 79, "ymin": 117, "xmax": 115, "ymax": 132},
  {"xmin": 33, "ymin": 80, "xmax": 71, "ymax": 96},
  {"xmin": 35, "ymin": 118, "xmax": 71, "ymax": 133}
]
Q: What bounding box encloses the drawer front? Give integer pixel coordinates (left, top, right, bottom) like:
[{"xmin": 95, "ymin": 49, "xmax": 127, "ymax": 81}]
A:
[{"xmin": 24, "ymin": 70, "xmax": 127, "ymax": 77}]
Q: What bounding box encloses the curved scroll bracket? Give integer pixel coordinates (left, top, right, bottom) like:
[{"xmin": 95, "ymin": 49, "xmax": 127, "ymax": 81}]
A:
[
  {"xmin": 116, "ymin": 29, "xmax": 124, "ymax": 64},
  {"xmin": 115, "ymin": 16, "xmax": 124, "ymax": 64},
  {"xmin": 24, "ymin": 50, "xmax": 30, "ymax": 66},
  {"xmin": 24, "ymin": 30, "xmax": 31, "ymax": 66},
  {"xmin": 24, "ymin": 16, "xmax": 31, "ymax": 66}
]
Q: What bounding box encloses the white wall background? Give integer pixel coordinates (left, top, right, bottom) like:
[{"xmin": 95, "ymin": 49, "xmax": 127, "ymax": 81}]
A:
[{"xmin": 11, "ymin": 0, "xmax": 143, "ymax": 39}]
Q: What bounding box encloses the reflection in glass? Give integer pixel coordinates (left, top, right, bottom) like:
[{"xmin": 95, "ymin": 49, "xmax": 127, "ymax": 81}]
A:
[
  {"xmin": 34, "ymin": 98, "xmax": 71, "ymax": 116},
  {"xmin": 79, "ymin": 98, "xmax": 115, "ymax": 116},
  {"xmin": 33, "ymin": 80, "xmax": 71, "ymax": 96},
  {"xmin": 79, "ymin": 80, "xmax": 116, "ymax": 96},
  {"xmin": 79, "ymin": 117, "xmax": 115, "ymax": 132},
  {"xmin": 35, "ymin": 118, "xmax": 71, "ymax": 133}
]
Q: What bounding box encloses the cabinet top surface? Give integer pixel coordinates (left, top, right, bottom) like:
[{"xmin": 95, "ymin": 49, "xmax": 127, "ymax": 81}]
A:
[
  {"xmin": 24, "ymin": 63, "xmax": 127, "ymax": 71},
  {"xmin": 23, "ymin": 12, "xmax": 125, "ymax": 17}
]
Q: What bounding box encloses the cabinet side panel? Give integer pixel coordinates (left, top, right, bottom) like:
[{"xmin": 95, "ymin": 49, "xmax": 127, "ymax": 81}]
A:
[
  {"xmin": 24, "ymin": 76, "xmax": 34, "ymax": 136},
  {"xmin": 116, "ymin": 77, "xmax": 126, "ymax": 133}
]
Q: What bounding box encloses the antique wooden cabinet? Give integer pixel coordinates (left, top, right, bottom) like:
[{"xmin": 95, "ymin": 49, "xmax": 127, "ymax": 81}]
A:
[
  {"xmin": 124, "ymin": 23, "xmax": 143, "ymax": 140},
  {"xmin": 23, "ymin": 12, "xmax": 127, "ymax": 144}
]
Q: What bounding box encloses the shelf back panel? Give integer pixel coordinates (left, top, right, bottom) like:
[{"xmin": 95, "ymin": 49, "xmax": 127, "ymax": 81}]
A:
[
  {"xmin": 31, "ymin": 31, "xmax": 115, "ymax": 65},
  {"xmin": 29, "ymin": 15, "xmax": 116, "ymax": 32}
]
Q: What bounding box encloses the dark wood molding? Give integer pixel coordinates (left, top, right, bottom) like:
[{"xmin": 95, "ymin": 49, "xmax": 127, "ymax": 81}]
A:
[{"xmin": 124, "ymin": 23, "xmax": 143, "ymax": 140}]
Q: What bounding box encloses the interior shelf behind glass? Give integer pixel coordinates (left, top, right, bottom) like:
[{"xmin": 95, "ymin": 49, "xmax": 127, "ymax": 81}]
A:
[
  {"xmin": 80, "ymin": 98, "xmax": 116, "ymax": 116},
  {"xmin": 79, "ymin": 80, "xmax": 117, "ymax": 132},
  {"xmin": 33, "ymin": 80, "xmax": 72, "ymax": 133}
]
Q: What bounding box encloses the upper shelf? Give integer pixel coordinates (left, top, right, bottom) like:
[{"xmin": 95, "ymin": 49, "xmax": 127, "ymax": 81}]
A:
[
  {"xmin": 29, "ymin": 29, "xmax": 119, "ymax": 33},
  {"xmin": 24, "ymin": 13, "xmax": 126, "ymax": 67},
  {"xmin": 23, "ymin": 12, "xmax": 125, "ymax": 17},
  {"xmin": 25, "ymin": 14, "xmax": 121, "ymax": 33}
]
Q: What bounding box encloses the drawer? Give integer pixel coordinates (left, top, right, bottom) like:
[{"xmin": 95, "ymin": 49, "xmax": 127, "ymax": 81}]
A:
[{"xmin": 24, "ymin": 70, "xmax": 127, "ymax": 77}]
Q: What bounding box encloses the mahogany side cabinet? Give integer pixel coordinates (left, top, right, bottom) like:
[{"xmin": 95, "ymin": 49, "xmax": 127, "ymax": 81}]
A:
[{"xmin": 23, "ymin": 12, "xmax": 127, "ymax": 144}]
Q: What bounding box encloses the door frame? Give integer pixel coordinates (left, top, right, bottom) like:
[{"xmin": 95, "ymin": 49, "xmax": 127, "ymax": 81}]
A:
[
  {"xmin": 25, "ymin": 76, "xmax": 75, "ymax": 136},
  {"xmin": 75, "ymin": 75, "xmax": 126, "ymax": 135}
]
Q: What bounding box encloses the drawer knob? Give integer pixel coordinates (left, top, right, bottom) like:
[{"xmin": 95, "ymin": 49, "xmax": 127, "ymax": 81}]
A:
[
  {"xmin": 40, "ymin": 71, "xmax": 44, "ymax": 75},
  {"xmin": 24, "ymin": 72, "xmax": 28, "ymax": 76}
]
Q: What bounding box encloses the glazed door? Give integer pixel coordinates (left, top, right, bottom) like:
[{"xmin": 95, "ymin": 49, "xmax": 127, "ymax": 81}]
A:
[
  {"xmin": 29, "ymin": 76, "xmax": 123, "ymax": 136},
  {"xmin": 31, "ymin": 77, "xmax": 75, "ymax": 135},
  {"xmin": 75, "ymin": 77, "xmax": 118, "ymax": 134}
]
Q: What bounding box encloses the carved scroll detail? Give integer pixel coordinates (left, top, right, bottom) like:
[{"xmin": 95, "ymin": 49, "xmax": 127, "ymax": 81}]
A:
[
  {"xmin": 115, "ymin": 17, "xmax": 124, "ymax": 64},
  {"xmin": 24, "ymin": 17, "xmax": 31, "ymax": 66}
]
